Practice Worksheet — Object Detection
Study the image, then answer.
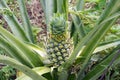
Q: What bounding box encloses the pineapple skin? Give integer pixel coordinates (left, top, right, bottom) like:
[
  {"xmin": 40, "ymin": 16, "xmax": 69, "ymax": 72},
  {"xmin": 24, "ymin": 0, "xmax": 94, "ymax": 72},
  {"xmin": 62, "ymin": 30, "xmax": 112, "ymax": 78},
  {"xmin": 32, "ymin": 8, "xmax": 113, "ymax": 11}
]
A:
[{"xmin": 47, "ymin": 14, "xmax": 70, "ymax": 66}]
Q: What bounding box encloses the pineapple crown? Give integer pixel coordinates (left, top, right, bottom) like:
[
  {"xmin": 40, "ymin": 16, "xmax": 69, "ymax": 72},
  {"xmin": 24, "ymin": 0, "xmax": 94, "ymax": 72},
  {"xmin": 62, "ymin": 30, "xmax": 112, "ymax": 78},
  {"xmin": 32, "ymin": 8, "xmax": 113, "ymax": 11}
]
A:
[{"xmin": 50, "ymin": 13, "xmax": 67, "ymax": 35}]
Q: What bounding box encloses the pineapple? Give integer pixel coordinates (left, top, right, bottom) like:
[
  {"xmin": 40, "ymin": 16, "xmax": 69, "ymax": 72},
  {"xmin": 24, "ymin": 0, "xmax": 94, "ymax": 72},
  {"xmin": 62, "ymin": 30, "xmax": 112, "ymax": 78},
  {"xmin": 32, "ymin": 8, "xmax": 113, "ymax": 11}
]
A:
[{"xmin": 47, "ymin": 14, "xmax": 70, "ymax": 66}]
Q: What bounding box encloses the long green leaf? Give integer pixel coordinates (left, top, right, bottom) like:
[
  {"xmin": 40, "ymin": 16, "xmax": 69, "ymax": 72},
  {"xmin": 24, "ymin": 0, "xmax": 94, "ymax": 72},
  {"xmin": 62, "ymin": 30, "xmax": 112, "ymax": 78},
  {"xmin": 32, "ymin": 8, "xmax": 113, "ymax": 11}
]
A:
[
  {"xmin": 17, "ymin": 0, "xmax": 34, "ymax": 43},
  {"xmin": 70, "ymin": 14, "xmax": 86, "ymax": 47},
  {"xmin": 0, "ymin": 26, "xmax": 43, "ymax": 68},
  {"xmin": 71, "ymin": 14, "xmax": 86, "ymax": 37},
  {"xmin": 83, "ymin": 45, "xmax": 120, "ymax": 80},
  {"xmin": 0, "ymin": 36, "xmax": 35, "ymax": 67},
  {"xmin": 16, "ymin": 67, "xmax": 50, "ymax": 80},
  {"xmin": 0, "ymin": 0, "xmax": 29, "ymax": 42},
  {"xmin": 39, "ymin": 0, "xmax": 46, "ymax": 11},
  {"xmin": 76, "ymin": 40, "xmax": 120, "ymax": 58},
  {"xmin": 58, "ymin": 70, "xmax": 68, "ymax": 80},
  {"xmin": 44, "ymin": 0, "xmax": 56, "ymax": 31},
  {"xmin": 26, "ymin": 43, "xmax": 51, "ymax": 65},
  {"xmin": 99, "ymin": 11, "xmax": 120, "ymax": 25},
  {"xmin": 57, "ymin": 0, "xmax": 68, "ymax": 19},
  {"xmin": 0, "ymin": 55, "xmax": 47, "ymax": 80},
  {"xmin": 76, "ymin": 0, "xmax": 84, "ymax": 10},
  {"xmin": 94, "ymin": 40, "xmax": 120, "ymax": 53}
]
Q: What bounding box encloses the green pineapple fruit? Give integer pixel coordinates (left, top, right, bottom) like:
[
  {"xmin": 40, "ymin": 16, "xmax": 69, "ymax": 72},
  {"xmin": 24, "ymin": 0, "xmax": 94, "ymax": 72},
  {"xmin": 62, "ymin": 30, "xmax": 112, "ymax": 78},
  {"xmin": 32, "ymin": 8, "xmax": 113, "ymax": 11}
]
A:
[{"xmin": 47, "ymin": 14, "xmax": 70, "ymax": 66}]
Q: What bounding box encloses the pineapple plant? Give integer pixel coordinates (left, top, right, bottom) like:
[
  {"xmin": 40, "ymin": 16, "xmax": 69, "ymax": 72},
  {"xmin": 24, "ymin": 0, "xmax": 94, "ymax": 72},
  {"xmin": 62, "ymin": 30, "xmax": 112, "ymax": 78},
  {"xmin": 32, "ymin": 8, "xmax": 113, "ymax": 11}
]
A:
[
  {"xmin": 0, "ymin": 0, "xmax": 120, "ymax": 80},
  {"xmin": 47, "ymin": 14, "xmax": 71, "ymax": 66}
]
